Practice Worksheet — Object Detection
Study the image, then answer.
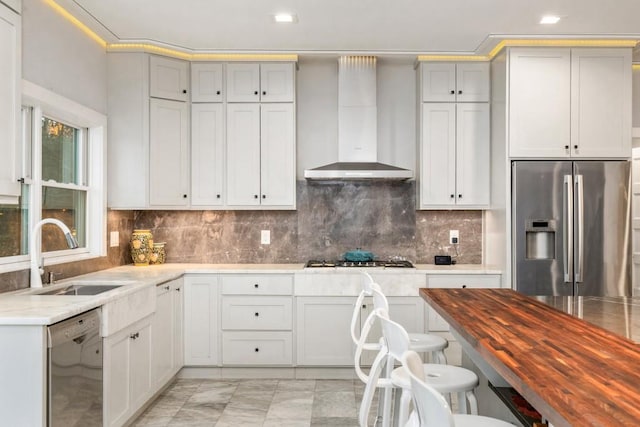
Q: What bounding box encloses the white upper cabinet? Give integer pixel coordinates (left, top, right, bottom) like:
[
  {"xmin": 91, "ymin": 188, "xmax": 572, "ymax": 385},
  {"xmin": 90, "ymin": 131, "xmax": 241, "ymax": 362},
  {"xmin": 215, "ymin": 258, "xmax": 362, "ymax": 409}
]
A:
[
  {"xmin": 191, "ymin": 63, "xmax": 224, "ymax": 103},
  {"xmin": 150, "ymin": 55, "xmax": 189, "ymax": 101},
  {"xmin": 418, "ymin": 103, "xmax": 490, "ymax": 208},
  {"xmin": 508, "ymin": 47, "xmax": 631, "ymax": 158},
  {"xmin": 149, "ymin": 98, "xmax": 189, "ymax": 206},
  {"xmin": 570, "ymin": 48, "xmax": 632, "ymax": 158},
  {"xmin": 226, "ymin": 103, "xmax": 261, "ymax": 206},
  {"xmin": 227, "ymin": 63, "xmax": 294, "ymax": 103},
  {"xmin": 260, "ymin": 103, "xmax": 295, "ymax": 206},
  {"xmin": 191, "ymin": 103, "xmax": 225, "ymax": 206},
  {"xmin": 421, "ymin": 62, "xmax": 489, "ymax": 103},
  {"xmin": 0, "ymin": 4, "xmax": 20, "ymax": 202}
]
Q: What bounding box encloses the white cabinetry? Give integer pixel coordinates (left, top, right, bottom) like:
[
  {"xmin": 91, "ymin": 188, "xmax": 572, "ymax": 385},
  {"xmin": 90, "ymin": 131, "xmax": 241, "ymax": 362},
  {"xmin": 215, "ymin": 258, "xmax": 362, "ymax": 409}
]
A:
[
  {"xmin": 191, "ymin": 103, "xmax": 224, "ymax": 206},
  {"xmin": 227, "ymin": 63, "xmax": 294, "ymax": 103},
  {"xmin": 149, "ymin": 98, "xmax": 189, "ymax": 206},
  {"xmin": 418, "ymin": 103, "xmax": 489, "ymax": 209},
  {"xmin": 150, "ymin": 279, "xmax": 183, "ymax": 391},
  {"xmin": 509, "ymin": 47, "xmax": 631, "ymax": 158},
  {"xmin": 425, "ymin": 274, "xmax": 501, "ymax": 366},
  {"xmin": 184, "ymin": 275, "xmax": 219, "ymax": 366},
  {"xmin": 104, "ymin": 316, "xmax": 152, "ymax": 427},
  {"xmin": 220, "ymin": 274, "xmax": 293, "ymax": 365},
  {"xmin": 421, "ymin": 63, "xmax": 489, "ymax": 103},
  {"xmin": 0, "ymin": 4, "xmax": 20, "ymax": 202},
  {"xmin": 191, "ymin": 63, "xmax": 224, "ymax": 102},
  {"xmin": 226, "ymin": 103, "xmax": 295, "ymax": 207},
  {"xmin": 150, "ymin": 55, "xmax": 189, "ymax": 101}
]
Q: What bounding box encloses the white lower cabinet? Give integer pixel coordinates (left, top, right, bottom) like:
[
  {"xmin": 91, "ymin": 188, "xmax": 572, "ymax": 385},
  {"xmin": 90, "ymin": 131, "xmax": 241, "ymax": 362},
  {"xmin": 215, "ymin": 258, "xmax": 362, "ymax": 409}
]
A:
[
  {"xmin": 104, "ymin": 316, "xmax": 152, "ymax": 427},
  {"xmin": 222, "ymin": 331, "xmax": 293, "ymax": 365},
  {"xmin": 295, "ymin": 297, "xmax": 355, "ymax": 366},
  {"xmin": 150, "ymin": 279, "xmax": 183, "ymax": 390},
  {"xmin": 184, "ymin": 275, "xmax": 219, "ymax": 366}
]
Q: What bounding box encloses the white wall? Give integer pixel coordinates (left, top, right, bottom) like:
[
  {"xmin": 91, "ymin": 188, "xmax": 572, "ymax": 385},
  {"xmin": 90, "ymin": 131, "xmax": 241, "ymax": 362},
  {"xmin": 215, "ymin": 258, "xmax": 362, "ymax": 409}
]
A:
[
  {"xmin": 296, "ymin": 56, "xmax": 417, "ymax": 178},
  {"xmin": 21, "ymin": 0, "xmax": 107, "ymax": 114}
]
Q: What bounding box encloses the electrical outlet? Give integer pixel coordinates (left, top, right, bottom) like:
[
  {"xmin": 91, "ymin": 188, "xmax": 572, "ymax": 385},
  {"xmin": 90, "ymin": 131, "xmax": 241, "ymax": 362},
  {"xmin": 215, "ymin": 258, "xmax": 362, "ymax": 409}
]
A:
[
  {"xmin": 449, "ymin": 230, "xmax": 459, "ymax": 245},
  {"xmin": 261, "ymin": 230, "xmax": 271, "ymax": 245},
  {"xmin": 109, "ymin": 231, "xmax": 119, "ymax": 247}
]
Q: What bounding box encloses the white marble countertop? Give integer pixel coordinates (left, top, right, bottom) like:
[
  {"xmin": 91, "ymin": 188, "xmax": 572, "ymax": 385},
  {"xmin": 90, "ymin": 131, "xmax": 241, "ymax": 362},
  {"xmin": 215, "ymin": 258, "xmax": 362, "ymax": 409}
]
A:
[{"xmin": 0, "ymin": 263, "xmax": 501, "ymax": 326}]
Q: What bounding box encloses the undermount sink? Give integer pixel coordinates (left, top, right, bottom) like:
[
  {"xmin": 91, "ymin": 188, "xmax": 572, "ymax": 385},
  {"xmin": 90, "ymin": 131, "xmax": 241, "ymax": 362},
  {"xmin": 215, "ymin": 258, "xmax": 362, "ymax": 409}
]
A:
[{"xmin": 36, "ymin": 284, "xmax": 124, "ymax": 296}]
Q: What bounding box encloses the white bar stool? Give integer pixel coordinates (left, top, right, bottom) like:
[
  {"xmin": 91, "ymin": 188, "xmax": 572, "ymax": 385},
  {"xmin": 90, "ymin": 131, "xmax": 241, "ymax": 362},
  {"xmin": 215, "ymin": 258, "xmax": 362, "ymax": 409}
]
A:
[
  {"xmin": 402, "ymin": 350, "xmax": 515, "ymax": 427},
  {"xmin": 376, "ymin": 308, "xmax": 480, "ymax": 426}
]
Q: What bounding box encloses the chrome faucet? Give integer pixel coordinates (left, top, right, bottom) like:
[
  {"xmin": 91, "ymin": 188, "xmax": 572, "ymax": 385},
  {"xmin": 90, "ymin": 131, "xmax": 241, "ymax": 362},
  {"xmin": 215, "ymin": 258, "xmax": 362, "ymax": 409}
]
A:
[{"xmin": 29, "ymin": 219, "xmax": 79, "ymax": 288}]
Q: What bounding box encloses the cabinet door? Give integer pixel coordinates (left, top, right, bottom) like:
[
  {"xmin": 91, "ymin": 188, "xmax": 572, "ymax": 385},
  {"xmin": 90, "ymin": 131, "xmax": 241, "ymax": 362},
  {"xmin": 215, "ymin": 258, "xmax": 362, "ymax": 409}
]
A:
[
  {"xmin": 571, "ymin": 48, "xmax": 632, "ymax": 158},
  {"xmin": 421, "ymin": 63, "xmax": 456, "ymax": 102},
  {"xmin": 149, "ymin": 55, "xmax": 189, "ymax": 101},
  {"xmin": 456, "ymin": 103, "xmax": 490, "ymax": 206},
  {"xmin": 173, "ymin": 280, "xmax": 184, "ymax": 372},
  {"xmin": 130, "ymin": 321, "xmax": 152, "ymax": 411},
  {"xmin": 104, "ymin": 330, "xmax": 132, "ymax": 427},
  {"xmin": 296, "ymin": 297, "xmax": 355, "ymax": 366},
  {"xmin": 191, "ymin": 103, "xmax": 224, "ymax": 206},
  {"xmin": 149, "ymin": 98, "xmax": 189, "ymax": 206},
  {"xmin": 260, "ymin": 63, "xmax": 295, "ymax": 102},
  {"xmin": 184, "ymin": 275, "xmax": 219, "ymax": 366},
  {"xmin": 260, "ymin": 103, "xmax": 295, "ymax": 207},
  {"xmin": 419, "ymin": 103, "xmax": 456, "ymax": 207},
  {"xmin": 151, "ymin": 284, "xmax": 173, "ymax": 390},
  {"xmin": 226, "ymin": 63, "xmax": 260, "ymax": 102},
  {"xmin": 456, "ymin": 63, "xmax": 490, "ymax": 102},
  {"xmin": 226, "ymin": 103, "xmax": 261, "ymax": 206},
  {"xmin": 0, "ymin": 5, "xmax": 20, "ymax": 201},
  {"xmin": 509, "ymin": 48, "xmax": 571, "ymax": 158},
  {"xmin": 191, "ymin": 63, "xmax": 224, "ymax": 103}
]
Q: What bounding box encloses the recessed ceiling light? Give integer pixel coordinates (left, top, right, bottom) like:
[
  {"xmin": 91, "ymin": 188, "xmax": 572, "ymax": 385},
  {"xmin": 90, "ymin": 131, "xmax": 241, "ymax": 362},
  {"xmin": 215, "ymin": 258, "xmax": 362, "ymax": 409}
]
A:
[
  {"xmin": 540, "ymin": 15, "xmax": 561, "ymax": 24},
  {"xmin": 273, "ymin": 13, "xmax": 297, "ymax": 23}
]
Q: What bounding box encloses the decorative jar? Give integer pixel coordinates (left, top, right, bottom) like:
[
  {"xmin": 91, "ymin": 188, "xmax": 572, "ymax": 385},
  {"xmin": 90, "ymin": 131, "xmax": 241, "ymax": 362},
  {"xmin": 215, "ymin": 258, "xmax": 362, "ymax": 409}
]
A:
[
  {"xmin": 130, "ymin": 229, "xmax": 153, "ymax": 266},
  {"xmin": 150, "ymin": 242, "xmax": 166, "ymax": 265}
]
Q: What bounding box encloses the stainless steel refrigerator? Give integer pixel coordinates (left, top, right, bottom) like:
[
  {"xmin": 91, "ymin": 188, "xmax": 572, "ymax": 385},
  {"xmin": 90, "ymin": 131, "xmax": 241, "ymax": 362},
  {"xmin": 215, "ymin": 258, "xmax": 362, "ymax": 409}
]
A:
[{"xmin": 512, "ymin": 161, "xmax": 631, "ymax": 296}]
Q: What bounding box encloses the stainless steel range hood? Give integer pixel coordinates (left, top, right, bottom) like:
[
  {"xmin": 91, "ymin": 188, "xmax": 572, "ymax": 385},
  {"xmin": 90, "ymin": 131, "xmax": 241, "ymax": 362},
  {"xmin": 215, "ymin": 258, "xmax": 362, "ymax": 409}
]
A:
[{"xmin": 304, "ymin": 56, "xmax": 413, "ymax": 181}]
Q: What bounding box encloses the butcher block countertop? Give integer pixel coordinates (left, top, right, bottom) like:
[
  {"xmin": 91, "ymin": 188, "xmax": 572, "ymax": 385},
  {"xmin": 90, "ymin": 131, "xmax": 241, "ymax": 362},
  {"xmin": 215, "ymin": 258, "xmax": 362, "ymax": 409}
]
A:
[{"xmin": 420, "ymin": 288, "xmax": 640, "ymax": 427}]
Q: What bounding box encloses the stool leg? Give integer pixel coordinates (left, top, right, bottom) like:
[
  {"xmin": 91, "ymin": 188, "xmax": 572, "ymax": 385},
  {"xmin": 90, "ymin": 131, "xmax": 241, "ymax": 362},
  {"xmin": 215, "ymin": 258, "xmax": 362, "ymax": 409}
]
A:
[
  {"xmin": 466, "ymin": 390, "xmax": 478, "ymax": 415},
  {"xmin": 396, "ymin": 388, "xmax": 412, "ymax": 426},
  {"xmin": 381, "ymin": 355, "xmax": 394, "ymax": 427},
  {"xmin": 456, "ymin": 391, "xmax": 467, "ymax": 414},
  {"xmin": 433, "ymin": 349, "xmax": 447, "ymax": 365}
]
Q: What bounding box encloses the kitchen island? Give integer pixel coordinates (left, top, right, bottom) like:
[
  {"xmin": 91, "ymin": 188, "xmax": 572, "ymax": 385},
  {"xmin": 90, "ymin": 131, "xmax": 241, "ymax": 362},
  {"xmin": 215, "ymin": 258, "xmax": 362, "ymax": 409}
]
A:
[{"xmin": 420, "ymin": 288, "xmax": 640, "ymax": 427}]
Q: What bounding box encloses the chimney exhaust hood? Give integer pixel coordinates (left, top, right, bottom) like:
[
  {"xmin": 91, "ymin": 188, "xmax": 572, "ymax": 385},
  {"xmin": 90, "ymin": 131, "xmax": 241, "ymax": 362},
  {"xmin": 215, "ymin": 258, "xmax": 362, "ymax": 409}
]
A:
[{"xmin": 304, "ymin": 56, "xmax": 413, "ymax": 181}]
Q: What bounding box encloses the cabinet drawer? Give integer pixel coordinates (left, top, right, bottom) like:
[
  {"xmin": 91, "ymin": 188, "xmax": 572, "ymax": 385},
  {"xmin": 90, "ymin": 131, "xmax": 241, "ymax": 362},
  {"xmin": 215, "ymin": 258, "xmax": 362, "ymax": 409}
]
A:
[
  {"xmin": 221, "ymin": 275, "xmax": 293, "ymax": 295},
  {"xmin": 222, "ymin": 331, "xmax": 292, "ymax": 365},
  {"xmin": 427, "ymin": 274, "xmax": 501, "ymax": 289},
  {"xmin": 221, "ymin": 296, "xmax": 292, "ymax": 330}
]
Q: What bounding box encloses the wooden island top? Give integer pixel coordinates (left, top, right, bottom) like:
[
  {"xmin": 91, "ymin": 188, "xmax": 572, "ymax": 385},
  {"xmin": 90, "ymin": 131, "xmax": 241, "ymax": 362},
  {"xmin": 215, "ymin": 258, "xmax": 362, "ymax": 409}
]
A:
[{"xmin": 420, "ymin": 288, "xmax": 640, "ymax": 427}]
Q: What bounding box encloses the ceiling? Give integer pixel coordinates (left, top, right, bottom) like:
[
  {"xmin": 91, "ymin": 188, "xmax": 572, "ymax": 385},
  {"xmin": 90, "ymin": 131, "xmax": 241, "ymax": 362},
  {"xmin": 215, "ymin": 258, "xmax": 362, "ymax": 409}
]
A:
[{"xmin": 63, "ymin": 0, "xmax": 640, "ymax": 56}]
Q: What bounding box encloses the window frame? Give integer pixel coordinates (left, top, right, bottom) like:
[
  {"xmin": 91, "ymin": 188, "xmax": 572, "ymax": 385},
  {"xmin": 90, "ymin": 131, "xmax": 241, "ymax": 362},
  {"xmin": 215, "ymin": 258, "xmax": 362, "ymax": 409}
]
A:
[{"xmin": 0, "ymin": 80, "xmax": 106, "ymax": 273}]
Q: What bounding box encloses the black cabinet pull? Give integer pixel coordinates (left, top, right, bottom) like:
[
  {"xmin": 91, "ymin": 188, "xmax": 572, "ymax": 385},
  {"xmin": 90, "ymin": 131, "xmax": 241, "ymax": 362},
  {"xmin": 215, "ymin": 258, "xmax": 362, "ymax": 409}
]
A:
[
  {"xmin": 254, "ymin": 91, "xmax": 259, "ymax": 95},
  {"xmin": 17, "ymin": 178, "xmax": 25, "ymax": 183},
  {"xmin": 458, "ymin": 90, "xmax": 462, "ymax": 94},
  {"xmin": 262, "ymin": 195, "xmax": 266, "ymax": 199},
  {"xmin": 450, "ymin": 90, "xmax": 455, "ymax": 95},
  {"xmin": 182, "ymin": 89, "xmax": 187, "ymax": 94},
  {"xmin": 362, "ymin": 304, "xmax": 367, "ymax": 309},
  {"xmin": 458, "ymin": 194, "xmax": 462, "ymax": 198},
  {"xmin": 176, "ymin": 288, "xmax": 181, "ymax": 292},
  {"xmin": 165, "ymin": 285, "xmax": 170, "ymax": 290},
  {"xmin": 216, "ymin": 90, "xmax": 221, "ymax": 95},
  {"xmin": 565, "ymin": 145, "xmax": 570, "ymax": 149},
  {"xmin": 450, "ymin": 194, "xmax": 455, "ymax": 198},
  {"xmin": 254, "ymin": 312, "xmax": 259, "ymax": 317},
  {"xmin": 255, "ymin": 348, "xmax": 259, "ymax": 352},
  {"xmin": 574, "ymin": 145, "xmax": 578, "ymax": 149},
  {"xmin": 262, "ymin": 91, "xmax": 266, "ymax": 95},
  {"xmin": 462, "ymin": 285, "xmax": 467, "ymax": 289},
  {"xmin": 216, "ymin": 194, "xmax": 221, "ymax": 199},
  {"xmin": 183, "ymin": 194, "xmax": 187, "ymax": 198},
  {"xmin": 254, "ymin": 195, "xmax": 259, "ymax": 199},
  {"xmin": 254, "ymin": 284, "xmax": 259, "ymax": 288}
]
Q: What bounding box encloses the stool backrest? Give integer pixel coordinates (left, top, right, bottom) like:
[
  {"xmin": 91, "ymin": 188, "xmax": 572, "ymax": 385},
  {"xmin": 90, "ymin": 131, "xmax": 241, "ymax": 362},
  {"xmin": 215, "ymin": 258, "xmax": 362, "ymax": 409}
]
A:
[
  {"xmin": 376, "ymin": 308, "xmax": 409, "ymax": 362},
  {"xmin": 402, "ymin": 350, "xmax": 456, "ymax": 427}
]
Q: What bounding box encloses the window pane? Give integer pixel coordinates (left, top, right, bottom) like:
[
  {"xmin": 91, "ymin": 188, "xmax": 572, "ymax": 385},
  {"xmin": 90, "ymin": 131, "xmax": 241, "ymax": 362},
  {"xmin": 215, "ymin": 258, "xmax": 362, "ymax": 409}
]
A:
[
  {"xmin": 41, "ymin": 117, "xmax": 82, "ymax": 185},
  {"xmin": 0, "ymin": 185, "xmax": 29, "ymax": 257},
  {"xmin": 41, "ymin": 187, "xmax": 86, "ymax": 252}
]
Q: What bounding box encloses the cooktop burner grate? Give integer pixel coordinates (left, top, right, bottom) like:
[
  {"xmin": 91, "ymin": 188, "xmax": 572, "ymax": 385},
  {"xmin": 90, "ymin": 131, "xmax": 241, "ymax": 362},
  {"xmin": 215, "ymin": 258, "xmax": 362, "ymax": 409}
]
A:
[{"xmin": 305, "ymin": 260, "xmax": 414, "ymax": 268}]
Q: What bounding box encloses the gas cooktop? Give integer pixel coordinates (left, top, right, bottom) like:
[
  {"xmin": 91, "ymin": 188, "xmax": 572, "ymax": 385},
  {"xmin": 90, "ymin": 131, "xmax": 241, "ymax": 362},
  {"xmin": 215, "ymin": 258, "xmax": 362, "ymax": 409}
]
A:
[{"xmin": 305, "ymin": 260, "xmax": 415, "ymax": 268}]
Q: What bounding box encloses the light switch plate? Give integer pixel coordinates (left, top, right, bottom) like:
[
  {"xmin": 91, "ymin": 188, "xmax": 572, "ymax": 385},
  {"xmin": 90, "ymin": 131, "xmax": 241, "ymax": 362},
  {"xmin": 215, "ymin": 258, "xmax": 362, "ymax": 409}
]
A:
[
  {"xmin": 449, "ymin": 230, "xmax": 459, "ymax": 244},
  {"xmin": 109, "ymin": 231, "xmax": 119, "ymax": 247},
  {"xmin": 261, "ymin": 230, "xmax": 271, "ymax": 245}
]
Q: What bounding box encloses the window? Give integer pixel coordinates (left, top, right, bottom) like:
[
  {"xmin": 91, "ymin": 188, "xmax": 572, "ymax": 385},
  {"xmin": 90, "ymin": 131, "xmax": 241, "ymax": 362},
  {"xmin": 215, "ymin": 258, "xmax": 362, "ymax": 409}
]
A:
[{"xmin": 0, "ymin": 82, "xmax": 106, "ymax": 273}]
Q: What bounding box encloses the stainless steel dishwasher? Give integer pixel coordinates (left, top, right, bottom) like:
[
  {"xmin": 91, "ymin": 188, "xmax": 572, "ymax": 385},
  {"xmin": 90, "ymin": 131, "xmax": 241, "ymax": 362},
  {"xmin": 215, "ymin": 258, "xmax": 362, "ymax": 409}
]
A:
[{"xmin": 47, "ymin": 309, "xmax": 102, "ymax": 426}]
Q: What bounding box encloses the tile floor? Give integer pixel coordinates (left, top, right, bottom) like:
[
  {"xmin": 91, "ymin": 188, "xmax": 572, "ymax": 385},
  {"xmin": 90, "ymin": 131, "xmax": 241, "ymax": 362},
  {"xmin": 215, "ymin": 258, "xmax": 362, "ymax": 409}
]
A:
[{"xmin": 132, "ymin": 378, "xmax": 380, "ymax": 427}]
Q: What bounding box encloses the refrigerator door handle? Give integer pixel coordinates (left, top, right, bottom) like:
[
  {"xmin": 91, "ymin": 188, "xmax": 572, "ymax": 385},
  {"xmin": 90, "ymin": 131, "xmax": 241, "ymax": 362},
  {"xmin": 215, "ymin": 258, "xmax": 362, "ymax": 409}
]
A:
[
  {"xmin": 575, "ymin": 174, "xmax": 584, "ymax": 283},
  {"xmin": 564, "ymin": 174, "xmax": 573, "ymax": 283}
]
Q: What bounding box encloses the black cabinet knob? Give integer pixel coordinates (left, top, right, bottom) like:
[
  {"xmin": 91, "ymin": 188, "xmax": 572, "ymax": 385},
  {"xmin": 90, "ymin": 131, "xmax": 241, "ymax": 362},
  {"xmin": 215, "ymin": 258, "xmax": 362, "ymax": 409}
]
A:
[
  {"xmin": 462, "ymin": 285, "xmax": 467, "ymax": 289},
  {"xmin": 165, "ymin": 285, "xmax": 170, "ymax": 290},
  {"xmin": 362, "ymin": 304, "xmax": 367, "ymax": 309},
  {"xmin": 450, "ymin": 90, "xmax": 455, "ymax": 95},
  {"xmin": 254, "ymin": 312, "xmax": 259, "ymax": 317},
  {"xmin": 182, "ymin": 89, "xmax": 187, "ymax": 94},
  {"xmin": 450, "ymin": 194, "xmax": 455, "ymax": 198},
  {"xmin": 255, "ymin": 348, "xmax": 259, "ymax": 352},
  {"xmin": 216, "ymin": 90, "xmax": 221, "ymax": 95},
  {"xmin": 574, "ymin": 145, "xmax": 578, "ymax": 149},
  {"xmin": 262, "ymin": 91, "xmax": 266, "ymax": 95},
  {"xmin": 183, "ymin": 194, "xmax": 187, "ymax": 198},
  {"xmin": 254, "ymin": 195, "xmax": 258, "ymax": 199},
  {"xmin": 458, "ymin": 194, "xmax": 462, "ymax": 198},
  {"xmin": 565, "ymin": 145, "xmax": 570, "ymax": 149},
  {"xmin": 262, "ymin": 195, "xmax": 266, "ymax": 199},
  {"xmin": 254, "ymin": 91, "xmax": 259, "ymax": 95},
  {"xmin": 254, "ymin": 284, "xmax": 259, "ymax": 288},
  {"xmin": 458, "ymin": 90, "xmax": 462, "ymax": 94},
  {"xmin": 216, "ymin": 194, "xmax": 221, "ymax": 199}
]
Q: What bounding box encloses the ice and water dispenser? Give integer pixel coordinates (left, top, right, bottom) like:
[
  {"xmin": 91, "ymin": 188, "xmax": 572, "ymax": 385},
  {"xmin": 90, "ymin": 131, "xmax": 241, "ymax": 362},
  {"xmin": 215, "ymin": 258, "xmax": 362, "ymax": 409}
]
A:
[{"xmin": 525, "ymin": 220, "xmax": 556, "ymax": 260}]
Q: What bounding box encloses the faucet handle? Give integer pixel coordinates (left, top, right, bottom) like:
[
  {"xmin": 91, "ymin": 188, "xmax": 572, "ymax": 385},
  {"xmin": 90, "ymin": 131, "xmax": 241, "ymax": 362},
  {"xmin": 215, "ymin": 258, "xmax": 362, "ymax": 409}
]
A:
[{"xmin": 47, "ymin": 271, "xmax": 60, "ymax": 285}]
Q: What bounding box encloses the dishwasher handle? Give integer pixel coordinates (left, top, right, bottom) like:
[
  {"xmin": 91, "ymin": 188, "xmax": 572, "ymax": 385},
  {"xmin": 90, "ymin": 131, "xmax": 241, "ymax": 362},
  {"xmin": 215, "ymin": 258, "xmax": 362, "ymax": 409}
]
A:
[{"xmin": 48, "ymin": 309, "xmax": 101, "ymax": 348}]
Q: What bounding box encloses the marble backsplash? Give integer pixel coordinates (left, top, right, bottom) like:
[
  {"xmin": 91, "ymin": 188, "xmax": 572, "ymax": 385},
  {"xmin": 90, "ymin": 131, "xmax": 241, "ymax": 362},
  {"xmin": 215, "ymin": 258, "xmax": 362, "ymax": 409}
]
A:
[{"xmin": 135, "ymin": 181, "xmax": 482, "ymax": 265}]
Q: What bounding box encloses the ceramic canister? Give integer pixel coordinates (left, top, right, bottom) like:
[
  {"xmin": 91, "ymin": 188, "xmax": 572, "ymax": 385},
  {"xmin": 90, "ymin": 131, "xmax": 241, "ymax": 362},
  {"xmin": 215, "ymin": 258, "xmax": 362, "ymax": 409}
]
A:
[
  {"xmin": 130, "ymin": 229, "xmax": 153, "ymax": 266},
  {"xmin": 149, "ymin": 242, "xmax": 166, "ymax": 265}
]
